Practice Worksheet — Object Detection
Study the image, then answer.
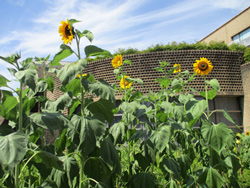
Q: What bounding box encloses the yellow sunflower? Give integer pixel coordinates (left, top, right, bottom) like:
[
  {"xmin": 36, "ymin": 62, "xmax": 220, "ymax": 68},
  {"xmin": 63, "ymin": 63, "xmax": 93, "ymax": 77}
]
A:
[
  {"xmin": 120, "ymin": 75, "xmax": 132, "ymax": 89},
  {"xmin": 59, "ymin": 19, "xmax": 74, "ymax": 45},
  {"xmin": 193, "ymin": 57, "xmax": 213, "ymax": 76},
  {"xmin": 112, "ymin": 55, "xmax": 123, "ymax": 69},
  {"xmin": 246, "ymin": 131, "xmax": 250, "ymax": 136},
  {"xmin": 173, "ymin": 64, "xmax": 181, "ymax": 73},
  {"xmin": 77, "ymin": 74, "xmax": 87, "ymax": 78}
]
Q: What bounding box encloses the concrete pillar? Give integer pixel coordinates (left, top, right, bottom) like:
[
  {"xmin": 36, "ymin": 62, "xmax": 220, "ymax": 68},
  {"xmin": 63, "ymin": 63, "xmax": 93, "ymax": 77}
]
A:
[{"xmin": 240, "ymin": 62, "xmax": 250, "ymax": 133}]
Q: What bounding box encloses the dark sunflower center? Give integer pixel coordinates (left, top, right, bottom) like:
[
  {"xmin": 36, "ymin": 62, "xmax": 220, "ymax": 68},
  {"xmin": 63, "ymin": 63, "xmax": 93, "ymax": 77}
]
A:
[
  {"xmin": 199, "ymin": 62, "xmax": 208, "ymax": 71},
  {"xmin": 65, "ymin": 25, "xmax": 71, "ymax": 37}
]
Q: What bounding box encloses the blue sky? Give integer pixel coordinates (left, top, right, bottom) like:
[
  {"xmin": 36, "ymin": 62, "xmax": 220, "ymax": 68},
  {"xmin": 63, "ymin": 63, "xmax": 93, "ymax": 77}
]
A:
[{"xmin": 0, "ymin": 0, "xmax": 250, "ymax": 89}]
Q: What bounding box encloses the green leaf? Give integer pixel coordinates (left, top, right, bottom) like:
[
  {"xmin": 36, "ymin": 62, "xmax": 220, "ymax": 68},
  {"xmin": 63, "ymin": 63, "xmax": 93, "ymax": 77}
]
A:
[
  {"xmin": 127, "ymin": 173, "xmax": 156, "ymax": 188},
  {"xmin": 205, "ymin": 167, "xmax": 225, "ymax": 188},
  {"xmin": 7, "ymin": 68, "xmax": 17, "ymax": 77},
  {"xmin": 84, "ymin": 157, "xmax": 112, "ymax": 187},
  {"xmin": 87, "ymin": 99, "xmax": 114, "ymax": 124},
  {"xmin": 0, "ymin": 75, "xmax": 10, "ymax": 87},
  {"xmin": 68, "ymin": 19, "xmax": 80, "ymax": 25},
  {"xmin": 85, "ymin": 79, "xmax": 115, "ymax": 104},
  {"xmin": 44, "ymin": 92, "xmax": 72, "ymax": 112},
  {"xmin": 149, "ymin": 125, "xmax": 171, "ymax": 153},
  {"xmin": 65, "ymin": 78, "xmax": 81, "ymax": 96},
  {"xmin": 69, "ymin": 115, "xmax": 106, "ymax": 157},
  {"xmin": 100, "ymin": 137, "xmax": 121, "ymax": 174},
  {"xmin": 109, "ymin": 122, "xmax": 127, "ymax": 145},
  {"xmin": 57, "ymin": 59, "xmax": 87, "ymax": 86},
  {"xmin": 206, "ymin": 79, "xmax": 220, "ymax": 92},
  {"xmin": 186, "ymin": 100, "xmax": 207, "ymax": 128},
  {"xmin": 160, "ymin": 158, "xmax": 180, "ymax": 179},
  {"xmin": 222, "ymin": 109, "xmax": 240, "ymax": 129},
  {"xmin": 30, "ymin": 112, "xmax": 72, "ymax": 132},
  {"xmin": 22, "ymin": 97, "xmax": 36, "ymax": 115},
  {"xmin": 36, "ymin": 80, "xmax": 48, "ymax": 92},
  {"xmin": 3, "ymin": 95, "xmax": 18, "ymax": 114},
  {"xmin": 123, "ymin": 60, "xmax": 132, "ymax": 65},
  {"xmin": 156, "ymin": 77, "xmax": 171, "ymax": 88},
  {"xmin": 85, "ymin": 45, "xmax": 112, "ymax": 57},
  {"xmin": 46, "ymin": 75, "xmax": 55, "ymax": 93},
  {"xmin": 27, "ymin": 149, "xmax": 64, "ymax": 171},
  {"xmin": 134, "ymin": 153, "xmax": 151, "ymax": 171},
  {"xmin": 201, "ymin": 122, "xmax": 233, "ymax": 153},
  {"xmin": 200, "ymin": 89, "xmax": 217, "ymax": 100},
  {"xmin": 126, "ymin": 77, "xmax": 143, "ymax": 85},
  {"xmin": 50, "ymin": 44, "xmax": 74, "ymax": 67},
  {"xmin": 69, "ymin": 100, "xmax": 81, "ymax": 118},
  {"xmin": 76, "ymin": 29, "xmax": 94, "ymax": 42},
  {"xmin": 0, "ymin": 132, "xmax": 28, "ymax": 169},
  {"xmin": 15, "ymin": 68, "xmax": 38, "ymax": 91},
  {"xmin": 0, "ymin": 53, "xmax": 20, "ymax": 65}
]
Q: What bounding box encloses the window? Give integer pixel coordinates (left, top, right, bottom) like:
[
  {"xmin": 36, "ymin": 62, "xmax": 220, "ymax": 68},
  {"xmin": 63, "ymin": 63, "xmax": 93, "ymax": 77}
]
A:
[{"xmin": 232, "ymin": 27, "xmax": 250, "ymax": 45}]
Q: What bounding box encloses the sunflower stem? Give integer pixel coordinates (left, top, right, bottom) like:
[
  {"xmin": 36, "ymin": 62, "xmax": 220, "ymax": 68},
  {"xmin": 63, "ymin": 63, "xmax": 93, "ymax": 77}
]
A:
[{"xmin": 204, "ymin": 77, "xmax": 210, "ymax": 123}]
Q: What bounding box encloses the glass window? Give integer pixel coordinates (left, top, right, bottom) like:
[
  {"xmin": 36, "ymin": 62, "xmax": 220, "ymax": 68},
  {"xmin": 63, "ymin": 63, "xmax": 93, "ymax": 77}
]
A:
[
  {"xmin": 233, "ymin": 34, "xmax": 240, "ymax": 43},
  {"xmin": 233, "ymin": 27, "xmax": 250, "ymax": 43}
]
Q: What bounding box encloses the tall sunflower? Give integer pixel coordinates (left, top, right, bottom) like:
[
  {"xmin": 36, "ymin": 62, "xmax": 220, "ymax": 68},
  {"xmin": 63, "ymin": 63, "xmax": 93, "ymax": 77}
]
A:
[
  {"xmin": 59, "ymin": 19, "xmax": 74, "ymax": 45},
  {"xmin": 173, "ymin": 63, "xmax": 181, "ymax": 73},
  {"xmin": 120, "ymin": 75, "xmax": 132, "ymax": 89},
  {"xmin": 193, "ymin": 57, "xmax": 213, "ymax": 76},
  {"xmin": 112, "ymin": 55, "xmax": 123, "ymax": 69},
  {"xmin": 246, "ymin": 131, "xmax": 250, "ymax": 136}
]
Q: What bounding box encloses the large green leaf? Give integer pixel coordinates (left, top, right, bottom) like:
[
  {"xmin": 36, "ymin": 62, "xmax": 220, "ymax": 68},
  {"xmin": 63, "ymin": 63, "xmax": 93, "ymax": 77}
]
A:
[
  {"xmin": 44, "ymin": 92, "xmax": 72, "ymax": 112},
  {"xmin": 0, "ymin": 74, "xmax": 10, "ymax": 87},
  {"xmin": 200, "ymin": 89, "xmax": 217, "ymax": 100},
  {"xmin": 76, "ymin": 29, "xmax": 94, "ymax": 42},
  {"xmin": 85, "ymin": 45, "xmax": 112, "ymax": 57},
  {"xmin": 46, "ymin": 75, "xmax": 55, "ymax": 93},
  {"xmin": 0, "ymin": 53, "xmax": 20, "ymax": 65},
  {"xmin": 149, "ymin": 125, "xmax": 171, "ymax": 153},
  {"xmin": 127, "ymin": 173, "xmax": 156, "ymax": 188},
  {"xmin": 0, "ymin": 132, "xmax": 28, "ymax": 169},
  {"xmin": 15, "ymin": 67, "xmax": 38, "ymax": 91},
  {"xmin": 57, "ymin": 59, "xmax": 87, "ymax": 86},
  {"xmin": 50, "ymin": 44, "xmax": 74, "ymax": 67},
  {"xmin": 160, "ymin": 158, "xmax": 180, "ymax": 180},
  {"xmin": 201, "ymin": 122, "xmax": 233, "ymax": 153},
  {"xmin": 206, "ymin": 79, "xmax": 220, "ymax": 92},
  {"xmin": 84, "ymin": 157, "xmax": 112, "ymax": 188},
  {"xmin": 87, "ymin": 99, "xmax": 115, "ymax": 124},
  {"xmin": 70, "ymin": 115, "xmax": 106, "ymax": 157},
  {"xmin": 26, "ymin": 149, "xmax": 64, "ymax": 171},
  {"xmin": 109, "ymin": 122, "xmax": 127, "ymax": 145},
  {"xmin": 186, "ymin": 100, "xmax": 207, "ymax": 128},
  {"xmin": 30, "ymin": 112, "xmax": 72, "ymax": 132},
  {"xmin": 205, "ymin": 167, "xmax": 225, "ymax": 188},
  {"xmin": 22, "ymin": 97, "xmax": 36, "ymax": 115},
  {"xmin": 100, "ymin": 137, "xmax": 121, "ymax": 174},
  {"xmin": 85, "ymin": 79, "xmax": 115, "ymax": 104},
  {"xmin": 65, "ymin": 78, "xmax": 81, "ymax": 96},
  {"xmin": 36, "ymin": 79, "xmax": 48, "ymax": 92},
  {"xmin": 50, "ymin": 155, "xmax": 78, "ymax": 188}
]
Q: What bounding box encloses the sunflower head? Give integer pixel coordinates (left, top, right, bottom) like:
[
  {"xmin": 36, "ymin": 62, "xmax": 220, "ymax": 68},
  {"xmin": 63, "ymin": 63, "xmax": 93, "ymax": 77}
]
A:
[
  {"xmin": 173, "ymin": 63, "xmax": 181, "ymax": 73},
  {"xmin": 193, "ymin": 57, "xmax": 213, "ymax": 76},
  {"xmin": 59, "ymin": 19, "xmax": 74, "ymax": 45},
  {"xmin": 77, "ymin": 74, "xmax": 87, "ymax": 78},
  {"xmin": 246, "ymin": 131, "xmax": 250, "ymax": 136},
  {"xmin": 112, "ymin": 55, "xmax": 123, "ymax": 69},
  {"xmin": 120, "ymin": 75, "xmax": 132, "ymax": 89}
]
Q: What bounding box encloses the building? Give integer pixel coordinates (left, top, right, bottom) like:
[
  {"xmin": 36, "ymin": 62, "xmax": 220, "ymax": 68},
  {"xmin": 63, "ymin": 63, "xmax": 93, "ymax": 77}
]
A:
[{"xmin": 200, "ymin": 6, "xmax": 250, "ymax": 47}]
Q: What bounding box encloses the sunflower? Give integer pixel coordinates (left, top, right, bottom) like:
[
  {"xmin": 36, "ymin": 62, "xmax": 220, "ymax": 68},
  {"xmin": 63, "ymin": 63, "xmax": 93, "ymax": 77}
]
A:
[
  {"xmin": 77, "ymin": 74, "xmax": 87, "ymax": 78},
  {"xmin": 120, "ymin": 75, "xmax": 132, "ymax": 89},
  {"xmin": 173, "ymin": 63, "xmax": 181, "ymax": 73},
  {"xmin": 193, "ymin": 57, "xmax": 213, "ymax": 76},
  {"xmin": 59, "ymin": 19, "xmax": 74, "ymax": 45},
  {"xmin": 112, "ymin": 55, "xmax": 123, "ymax": 69},
  {"xmin": 246, "ymin": 131, "xmax": 250, "ymax": 136}
]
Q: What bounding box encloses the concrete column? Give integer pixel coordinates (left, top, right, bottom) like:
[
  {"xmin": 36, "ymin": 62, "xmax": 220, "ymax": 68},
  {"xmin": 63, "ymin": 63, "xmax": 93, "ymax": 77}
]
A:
[{"xmin": 241, "ymin": 62, "xmax": 250, "ymax": 133}]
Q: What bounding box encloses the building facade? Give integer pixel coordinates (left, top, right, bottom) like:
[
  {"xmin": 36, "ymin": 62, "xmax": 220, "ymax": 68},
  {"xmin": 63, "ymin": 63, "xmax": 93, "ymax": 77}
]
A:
[{"xmin": 200, "ymin": 6, "xmax": 250, "ymax": 47}]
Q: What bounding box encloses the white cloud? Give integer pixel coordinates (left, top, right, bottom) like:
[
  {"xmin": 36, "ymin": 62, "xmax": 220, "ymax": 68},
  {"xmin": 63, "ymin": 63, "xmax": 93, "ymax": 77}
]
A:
[{"xmin": 7, "ymin": 0, "xmax": 25, "ymax": 7}]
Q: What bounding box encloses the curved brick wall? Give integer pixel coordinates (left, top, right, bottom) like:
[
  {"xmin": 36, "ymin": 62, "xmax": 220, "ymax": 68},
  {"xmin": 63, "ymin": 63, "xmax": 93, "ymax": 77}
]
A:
[{"xmin": 84, "ymin": 50, "xmax": 244, "ymax": 99}]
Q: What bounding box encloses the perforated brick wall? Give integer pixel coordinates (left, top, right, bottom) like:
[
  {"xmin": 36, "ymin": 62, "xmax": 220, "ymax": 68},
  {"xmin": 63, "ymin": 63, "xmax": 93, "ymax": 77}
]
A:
[{"xmin": 83, "ymin": 50, "xmax": 244, "ymax": 99}]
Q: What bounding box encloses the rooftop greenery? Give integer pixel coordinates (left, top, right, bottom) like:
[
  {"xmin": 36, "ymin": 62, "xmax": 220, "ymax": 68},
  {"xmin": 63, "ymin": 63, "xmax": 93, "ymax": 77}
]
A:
[{"xmin": 87, "ymin": 41, "xmax": 250, "ymax": 63}]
